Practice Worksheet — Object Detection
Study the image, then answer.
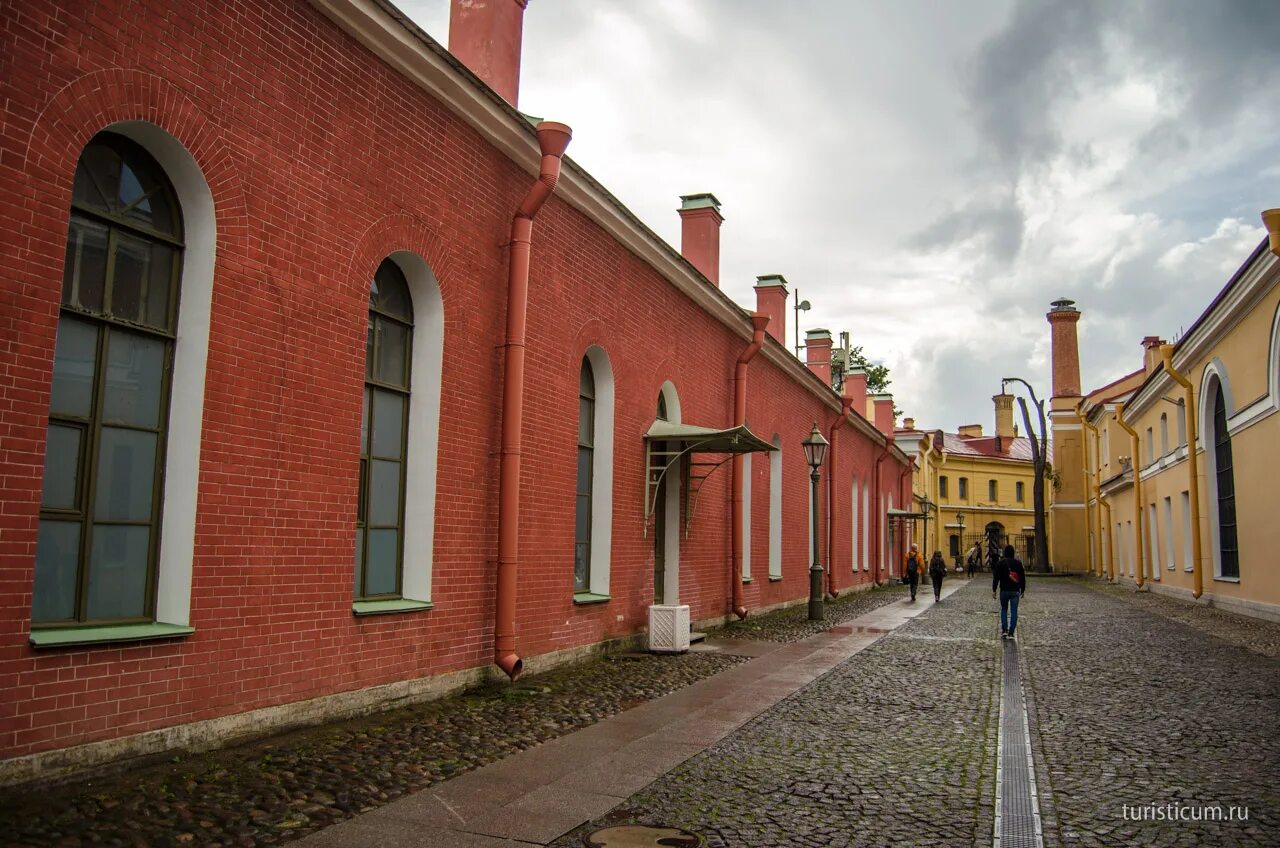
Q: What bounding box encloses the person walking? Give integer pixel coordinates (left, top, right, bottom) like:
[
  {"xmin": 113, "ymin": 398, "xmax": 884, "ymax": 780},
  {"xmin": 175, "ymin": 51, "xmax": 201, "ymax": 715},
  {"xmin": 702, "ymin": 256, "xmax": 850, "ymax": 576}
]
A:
[
  {"xmin": 966, "ymin": 543, "xmax": 981, "ymax": 577},
  {"xmin": 928, "ymin": 550, "xmax": 947, "ymax": 602},
  {"xmin": 904, "ymin": 544, "xmax": 922, "ymax": 602},
  {"xmin": 992, "ymin": 544, "xmax": 1027, "ymax": 639}
]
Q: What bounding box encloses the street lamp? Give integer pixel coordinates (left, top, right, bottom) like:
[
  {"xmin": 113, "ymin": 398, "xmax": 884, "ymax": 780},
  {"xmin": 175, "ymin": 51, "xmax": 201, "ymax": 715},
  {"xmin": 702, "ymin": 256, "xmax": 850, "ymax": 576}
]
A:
[
  {"xmin": 802, "ymin": 423, "xmax": 830, "ymax": 621},
  {"xmin": 794, "ymin": 294, "xmax": 811, "ymax": 357},
  {"xmin": 956, "ymin": 511, "xmax": 966, "ymax": 570}
]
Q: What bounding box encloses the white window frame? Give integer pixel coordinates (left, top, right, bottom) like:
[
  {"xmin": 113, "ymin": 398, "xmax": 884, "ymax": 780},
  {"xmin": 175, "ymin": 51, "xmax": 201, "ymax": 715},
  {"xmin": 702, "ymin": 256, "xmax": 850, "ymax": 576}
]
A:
[
  {"xmin": 769, "ymin": 434, "xmax": 782, "ymax": 579},
  {"xmin": 578, "ymin": 345, "xmax": 614, "ymax": 597}
]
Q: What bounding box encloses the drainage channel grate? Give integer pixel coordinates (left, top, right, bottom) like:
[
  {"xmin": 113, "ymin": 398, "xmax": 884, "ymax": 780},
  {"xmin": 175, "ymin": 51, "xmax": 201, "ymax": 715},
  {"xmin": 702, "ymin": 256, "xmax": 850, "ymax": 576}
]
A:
[{"xmin": 994, "ymin": 640, "xmax": 1044, "ymax": 848}]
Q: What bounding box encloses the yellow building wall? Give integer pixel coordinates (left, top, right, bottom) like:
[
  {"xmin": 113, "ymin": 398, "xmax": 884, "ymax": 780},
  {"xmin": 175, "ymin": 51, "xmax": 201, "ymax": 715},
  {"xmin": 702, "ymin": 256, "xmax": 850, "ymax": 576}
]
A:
[{"xmin": 1095, "ymin": 257, "xmax": 1279, "ymax": 620}]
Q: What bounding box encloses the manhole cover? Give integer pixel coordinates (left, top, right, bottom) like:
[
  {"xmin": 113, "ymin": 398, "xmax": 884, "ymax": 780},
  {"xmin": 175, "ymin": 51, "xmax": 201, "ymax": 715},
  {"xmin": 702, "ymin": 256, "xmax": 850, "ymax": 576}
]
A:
[{"xmin": 584, "ymin": 824, "xmax": 702, "ymax": 847}]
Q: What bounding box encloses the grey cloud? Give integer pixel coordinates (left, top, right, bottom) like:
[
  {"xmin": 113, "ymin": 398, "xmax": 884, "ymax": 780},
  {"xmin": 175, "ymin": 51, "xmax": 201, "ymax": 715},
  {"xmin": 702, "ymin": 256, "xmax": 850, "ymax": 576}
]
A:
[{"xmin": 909, "ymin": 196, "xmax": 1025, "ymax": 262}]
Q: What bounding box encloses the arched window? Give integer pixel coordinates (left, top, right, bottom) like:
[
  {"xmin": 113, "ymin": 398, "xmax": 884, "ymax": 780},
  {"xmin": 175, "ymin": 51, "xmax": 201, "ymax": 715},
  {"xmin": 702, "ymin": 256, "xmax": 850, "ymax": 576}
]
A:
[
  {"xmin": 1176, "ymin": 400, "xmax": 1187, "ymax": 447},
  {"xmin": 1015, "ymin": 481, "xmax": 1025, "ymax": 502},
  {"xmin": 958, "ymin": 477, "xmax": 968, "ymax": 500},
  {"xmin": 1211, "ymin": 384, "xmax": 1238, "ymax": 578},
  {"xmin": 1159, "ymin": 413, "xmax": 1169, "ymax": 456},
  {"xmin": 938, "ymin": 475, "xmax": 948, "ymax": 499},
  {"xmin": 575, "ymin": 358, "xmax": 595, "ymax": 592},
  {"xmin": 850, "ymin": 474, "xmax": 858, "ymax": 571},
  {"xmin": 356, "ymin": 260, "xmax": 413, "ymax": 600},
  {"xmin": 34, "ymin": 133, "xmax": 183, "ymax": 625}
]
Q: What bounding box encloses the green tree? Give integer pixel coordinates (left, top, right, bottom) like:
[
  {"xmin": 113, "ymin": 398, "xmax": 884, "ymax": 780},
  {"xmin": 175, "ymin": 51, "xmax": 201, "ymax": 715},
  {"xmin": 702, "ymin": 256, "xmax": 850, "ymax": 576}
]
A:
[{"xmin": 843, "ymin": 346, "xmax": 898, "ymax": 415}]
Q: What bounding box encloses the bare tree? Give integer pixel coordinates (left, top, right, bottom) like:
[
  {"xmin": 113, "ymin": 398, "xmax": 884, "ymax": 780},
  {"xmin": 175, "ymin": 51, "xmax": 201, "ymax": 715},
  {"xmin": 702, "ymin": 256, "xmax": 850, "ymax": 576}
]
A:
[{"xmin": 1003, "ymin": 378, "xmax": 1049, "ymax": 571}]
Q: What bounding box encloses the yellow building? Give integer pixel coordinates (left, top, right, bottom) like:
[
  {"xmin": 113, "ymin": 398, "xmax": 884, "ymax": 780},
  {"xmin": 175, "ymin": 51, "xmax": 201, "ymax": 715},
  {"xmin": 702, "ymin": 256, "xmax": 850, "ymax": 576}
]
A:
[
  {"xmin": 898, "ymin": 394, "xmax": 1051, "ymax": 570},
  {"xmin": 1058, "ymin": 211, "xmax": 1280, "ymax": 622}
]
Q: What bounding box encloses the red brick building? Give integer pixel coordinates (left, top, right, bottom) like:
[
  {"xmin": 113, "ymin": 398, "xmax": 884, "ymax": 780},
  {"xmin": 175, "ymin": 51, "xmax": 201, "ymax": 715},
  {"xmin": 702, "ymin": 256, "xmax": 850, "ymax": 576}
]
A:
[{"xmin": 0, "ymin": 0, "xmax": 911, "ymax": 782}]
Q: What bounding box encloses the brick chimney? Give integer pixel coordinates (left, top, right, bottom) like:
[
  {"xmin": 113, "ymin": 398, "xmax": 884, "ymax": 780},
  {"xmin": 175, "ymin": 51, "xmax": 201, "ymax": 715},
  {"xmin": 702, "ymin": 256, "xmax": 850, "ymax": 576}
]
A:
[
  {"xmin": 871, "ymin": 394, "xmax": 895, "ymax": 436},
  {"xmin": 1047, "ymin": 298, "xmax": 1082, "ymax": 399},
  {"xmin": 449, "ymin": 0, "xmax": 528, "ymax": 107},
  {"xmin": 1142, "ymin": 335, "xmax": 1167, "ymax": 373},
  {"xmin": 844, "ymin": 367, "xmax": 868, "ymax": 419},
  {"xmin": 678, "ymin": 193, "xmax": 722, "ymax": 286},
  {"xmin": 805, "ymin": 329, "xmax": 833, "ymax": 386},
  {"xmin": 753, "ymin": 274, "xmax": 789, "ymax": 346},
  {"xmin": 993, "ymin": 393, "xmax": 1015, "ymax": 439}
]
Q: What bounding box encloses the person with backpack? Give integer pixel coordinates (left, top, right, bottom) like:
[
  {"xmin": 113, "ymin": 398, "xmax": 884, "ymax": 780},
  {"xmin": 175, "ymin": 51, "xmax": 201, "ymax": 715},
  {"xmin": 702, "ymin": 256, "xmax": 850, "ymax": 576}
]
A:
[
  {"xmin": 966, "ymin": 543, "xmax": 981, "ymax": 577},
  {"xmin": 903, "ymin": 544, "xmax": 922, "ymax": 602},
  {"xmin": 992, "ymin": 544, "xmax": 1027, "ymax": 639},
  {"xmin": 928, "ymin": 550, "xmax": 947, "ymax": 602}
]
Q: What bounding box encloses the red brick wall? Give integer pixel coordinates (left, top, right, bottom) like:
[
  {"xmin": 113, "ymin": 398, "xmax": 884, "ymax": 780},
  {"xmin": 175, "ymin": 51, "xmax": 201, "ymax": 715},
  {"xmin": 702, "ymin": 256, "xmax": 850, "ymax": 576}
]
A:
[{"xmin": 0, "ymin": 0, "xmax": 905, "ymax": 762}]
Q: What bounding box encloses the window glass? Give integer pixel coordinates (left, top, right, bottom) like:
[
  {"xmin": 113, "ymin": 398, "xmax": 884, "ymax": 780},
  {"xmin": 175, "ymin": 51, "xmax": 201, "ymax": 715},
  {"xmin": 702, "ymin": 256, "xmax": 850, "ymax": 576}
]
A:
[
  {"xmin": 575, "ymin": 359, "xmax": 595, "ymax": 592},
  {"xmin": 41, "ymin": 425, "xmax": 82, "ymax": 510},
  {"xmin": 355, "ymin": 259, "xmax": 414, "ymax": 600},
  {"xmin": 34, "ymin": 132, "xmax": 182, "ymax": 626},
  {"xmin": 32, "ymin": 521, "xmax": 81, "ymax": 621},
  {"xmin": 102, "ymin": 329, "xmax": 166, "ymax": 428},
  {"xmin": 86, "ymin": 524, "xmax": 150, "ymax": 619}
]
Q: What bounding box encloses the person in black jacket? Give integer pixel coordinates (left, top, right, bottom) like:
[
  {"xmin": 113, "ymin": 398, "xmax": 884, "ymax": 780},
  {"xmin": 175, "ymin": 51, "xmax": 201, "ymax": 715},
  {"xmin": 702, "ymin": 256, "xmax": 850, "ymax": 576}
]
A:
[
  {"xmin": 928, "ymin": 550, "xmax": 947, "ymax": 602},
  {"xmin": 992, "ymin": 545, "xmax": 1027, "ymax": 639}
]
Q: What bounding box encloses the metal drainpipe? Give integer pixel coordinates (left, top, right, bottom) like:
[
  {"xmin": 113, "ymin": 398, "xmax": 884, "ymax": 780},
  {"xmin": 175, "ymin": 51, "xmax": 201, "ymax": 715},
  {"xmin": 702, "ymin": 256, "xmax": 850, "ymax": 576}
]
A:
[
  {"xmin": 1076, "ymin": 405, "xmax": 1095, "ymax": 577},
  {"xmin": 825, "ymin": 395, "xmax": 856, "ymax": 598},
  {"xmin": 1160, "ymin": 345, "xmax": 1204, "ymax": 598},
  {"xmin": 730, "ymin": 313, "xmax": 771, "ymax": 619},
  {"xmin": 1101, "ymin": 496, "xmax": 1115, "ymax": 583},
  {"xmin": 1079, "ymin": 411, "xmax": 1105, "ymax": 579},
  {"xmin": 494, "ymin": 121, "xmax": 572, "ymax": 681},
  {"xmin": 1112, "ymin": 402, "xmax": 1146, "ymax": 590},
  {"xmin": 871, "ymin": 435, "xmax": 894, "ymax": 585}
]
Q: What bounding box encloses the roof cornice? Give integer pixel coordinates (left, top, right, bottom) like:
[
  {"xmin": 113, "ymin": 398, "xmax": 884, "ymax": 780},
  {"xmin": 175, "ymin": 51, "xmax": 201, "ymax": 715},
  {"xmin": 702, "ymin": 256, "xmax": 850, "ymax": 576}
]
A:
[{"xmin": 307, "ymin": 1, "xmax": 905, "ymax": 460}]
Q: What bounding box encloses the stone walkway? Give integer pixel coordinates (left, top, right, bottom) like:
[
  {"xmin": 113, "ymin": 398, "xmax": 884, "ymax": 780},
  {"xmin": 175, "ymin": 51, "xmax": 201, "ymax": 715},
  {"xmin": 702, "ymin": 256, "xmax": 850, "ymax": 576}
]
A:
[
  {"xmin": 292, "ymin": 582, "xmax": 967, "ymax": 846},
  {"xmin": 8, "ymin": 577, "xmax": 1277, "ymax": 847}
]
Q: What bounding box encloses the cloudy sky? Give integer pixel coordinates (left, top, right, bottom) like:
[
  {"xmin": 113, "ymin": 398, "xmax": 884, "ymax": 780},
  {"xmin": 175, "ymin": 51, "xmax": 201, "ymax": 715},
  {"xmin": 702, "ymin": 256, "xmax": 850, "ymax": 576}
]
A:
[{"xmin": 401, "ymin": 0, "xmax": 1280, "ymax": 432}]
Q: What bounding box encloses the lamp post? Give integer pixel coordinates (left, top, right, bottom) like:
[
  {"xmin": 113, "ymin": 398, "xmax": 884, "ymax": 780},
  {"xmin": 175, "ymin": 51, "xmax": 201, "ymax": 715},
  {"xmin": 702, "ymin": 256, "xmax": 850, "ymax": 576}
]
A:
[
  {"xmin": 1002, "ymin": 376, "xmax": 1049, "ymax": 570},
  {"xmin": 794, "ymin": 293, "xmax": 811, "ymax": 357},
  {"xmin": 802, "ymin": 423, "xmax": 829, "ymax": 620},
  {"xmin": 957, "ymin": 511, "xmax": 965, "ymax": 569}
]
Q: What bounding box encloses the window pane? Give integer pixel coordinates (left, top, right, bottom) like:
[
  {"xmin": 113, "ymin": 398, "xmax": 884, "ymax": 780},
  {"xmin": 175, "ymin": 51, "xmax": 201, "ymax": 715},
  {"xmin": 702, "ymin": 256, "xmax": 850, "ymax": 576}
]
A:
[
  {"xmin": 353, "ymin": 527, "xmax": 364, "ymax": 595},
  {"xmin": 365, "ymin": 316, "xmax": 374, "ymax": 381},
  {"xmin": 575, "ymin": 493, "xmax": 590, "ymax": 543},
  {"xmin": 50, "ymin": 317, "xmax": 98, "ymax": 418},
  {"xmin": 86, "ymin": 524, "xmax": 150, "ymax": 619},
  {"xmin": 577, "ymin": 447, "xmax": 592, "ymax": 494},
  {"xmin": 579, "ymin": 361, "xmax": 594, "ymax": 398},
  {"xmin": 375, "ymin": 320, "xmax": 409, "ymax": 388},
  {"xmin": 361, "ymin": 388, "xmax": 370, "ymax": 451},
  {"xmin": 365, "ymin": 529, "xmax": 399, "ymax": 595},
  {"xmin": 371, "ymin": 261, "xmax": 412, "ymax": 321},
  {"xmin": 372, "ymin": 390, "xmax": 405, "ymax": 458},
  {"xmin": 102, "ymin": 329, "xmax": 165, "ymax": 428},
  {"xmin": 574, "ymin": 543, "xmax": 588, "ymax": 591},
  {"xmin": 112, "ymin": 233, "xmax": 175, "ymax": 330},
  {"xmin": 369, "ymin": 459, "xmax": 402, "ymax": 526},
  {"xmin": 32, "ymin": 520, "xmax": 81, "ymax": 622},
  {"xmin": 94, "ymin": 427, "xmax": 158, "ymax": 521},
  {"xmin": 73, "ymin": 144, "xmax": 117, "ymax": 210},
  {"xmin": 41, "ymin": 425, "xmax": 82, "ymax": 510},
  {"xmin": 62, "ymin": 217, "xmax": 109, "ymax": 313},
  {"xmin": 578, "ymin": 398, "xmax": 594, "ymax": 447},
  {"xmin": 118, "ymin": 160, "xmax": 177, "ymax": 235}
]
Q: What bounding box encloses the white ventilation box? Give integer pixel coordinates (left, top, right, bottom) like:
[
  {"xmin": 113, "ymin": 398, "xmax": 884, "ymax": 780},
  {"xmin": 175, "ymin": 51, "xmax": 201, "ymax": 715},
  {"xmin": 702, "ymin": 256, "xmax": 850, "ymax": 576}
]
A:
[{"xmin": 647, "ymin": 604, "xmax": 691, "ymax": 653}]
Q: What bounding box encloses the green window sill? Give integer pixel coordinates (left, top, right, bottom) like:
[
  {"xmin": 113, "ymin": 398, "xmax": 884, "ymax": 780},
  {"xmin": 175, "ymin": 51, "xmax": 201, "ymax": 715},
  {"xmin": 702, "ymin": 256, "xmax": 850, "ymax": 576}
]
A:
[
  {"xmin": 741, "ymin": 577, "xmax": 753, "ymax": 584},
  {"xmin": 353, "ymin": 598, "xmax": 433, "ymax": 616},
  {"xmin": 573, "ymin": 592, "xmax": 611, "ymax": 605},
  {"xmin": 30, "ymin": 622, "xmax": 195, "ymax": 649},
  {"xmin": 769, "ymin": 575, "xmax": 783, "ymax": 583}
]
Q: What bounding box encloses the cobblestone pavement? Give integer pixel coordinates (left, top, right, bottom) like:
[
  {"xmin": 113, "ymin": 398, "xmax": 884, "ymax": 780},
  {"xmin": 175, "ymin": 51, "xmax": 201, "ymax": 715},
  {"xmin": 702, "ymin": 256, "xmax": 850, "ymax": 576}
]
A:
[
  {"xmin": 0, "ymin": 588, "xmax": 897, "ymax": 848},
  {"xmin": 713, "ymin": 580, "xmax": 920, "ymax": 643},
  {"xmin": 0, "ymin": 651, "xmax": 746, "ymax": 847},
  {"xmin": 1022, "ymin": 579, "xmax": 1279, "ymax": 848},
  {"xmin": 553, "ymin": 580, "xmax": 1003, "ymax": 848},
  {"xmin": 1087, "ymin": 579, "xmax": 1280, "ymax": 659}
]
